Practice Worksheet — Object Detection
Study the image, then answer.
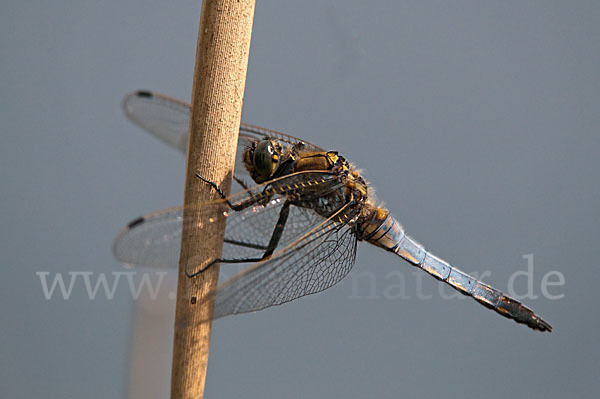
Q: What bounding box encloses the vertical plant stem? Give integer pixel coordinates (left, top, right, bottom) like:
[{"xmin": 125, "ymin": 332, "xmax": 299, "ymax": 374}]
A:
[{"xmin": 170, "ymin": 1, "xmax": 255, "ymax": 397}]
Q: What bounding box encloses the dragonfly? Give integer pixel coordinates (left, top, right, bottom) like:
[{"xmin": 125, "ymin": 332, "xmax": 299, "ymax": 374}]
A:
[{"xmin": 113, "ymin": 90, "xmax": 552, "ymax": 332}]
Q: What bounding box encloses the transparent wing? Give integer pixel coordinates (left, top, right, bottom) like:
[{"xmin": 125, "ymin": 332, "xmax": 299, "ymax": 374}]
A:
[
  {"xmin": 122, "ymin": 91, "xmax": 190, "ymax": 152},
  {"xmin": 208, "ymin": 203, "xmax": 359, "ymax": 320},
  {"xmin": 122, "ymin": 90, "xmax": 325, "ymax": 152},
  {"xmin": 239, "ymin": 123, "xmax": 325, "ymax": 152},
  {"xmin": 122, "ymin": 90, "xmax": 325, "ymax": 184},
  {"xmin": 114, "ymin": 199, "xmax": 319, "ymax": 269},
  {"xmin": 113, "ymin": 171, "xmax": 345, "ymax": 269}
]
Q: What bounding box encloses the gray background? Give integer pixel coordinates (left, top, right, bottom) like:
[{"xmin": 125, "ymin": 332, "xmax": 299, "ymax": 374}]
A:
[{"xmin": 2, "ymin": 0, "xmax": 598, "ymax": 398}]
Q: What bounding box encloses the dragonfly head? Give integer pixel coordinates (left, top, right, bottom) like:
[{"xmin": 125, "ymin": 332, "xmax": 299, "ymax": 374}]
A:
[{"xmin": 243, "ymin": 139, "xmax": 283, "ymax": 183}]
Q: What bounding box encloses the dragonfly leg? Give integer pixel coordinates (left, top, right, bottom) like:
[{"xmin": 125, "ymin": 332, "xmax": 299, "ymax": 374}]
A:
[
  {"xmin": 195, "ymin": 172, "xmax": 254, "ymax": 211},
  {"xmin": 233, "ymin": 175, "xmax": 250, "ymax": 190},
  {"xmin": 185, "ymin": 200, "xmax": 292, "ymax": 278},
  {"xmin": 196, "ymin": 171, "xmax": 276, "ymax": 211},
  {"xmin": 195, "ymin": 172, "xmax": 251, "ymax": 196},
  {"xmin": 185, "ymin": 257, "xmax": 264, "ymax": 278},
  {"xmin": 262, "ymin": 199, "xmax": 291, "ymax": 258},
  {"xmin": 195, "ymin": 172, "xmax": 229, "ymax": 201}
]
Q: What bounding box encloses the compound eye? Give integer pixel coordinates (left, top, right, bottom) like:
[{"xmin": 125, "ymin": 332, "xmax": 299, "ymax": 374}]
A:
[{"xmin": 253, "ymin": 140, "xmax": 278, "ymax": 178}]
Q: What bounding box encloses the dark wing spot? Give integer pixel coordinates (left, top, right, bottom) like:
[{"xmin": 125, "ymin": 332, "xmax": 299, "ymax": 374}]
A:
[
  {"xmin": 136, "ymin": 90, "xmax": 153, "ymax": 98},
  {"xmin": 127, "ymin": 216, "xmax": 145, "ymax": 229}
]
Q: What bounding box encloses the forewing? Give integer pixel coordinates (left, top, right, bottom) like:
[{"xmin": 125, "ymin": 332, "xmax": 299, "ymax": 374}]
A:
[
  {"xmin": 122, "ymin": 90, "xmax": 325, "ymax": 184},
  {"xmin": 122, "ymin": 91, "xmax": 190, "ymax": 152},
  {"xmin": 238, "ymin": 123, "xmax": 324, "ymax": 152},
  {"xmin": 113, "ymin": 200, "xmax": 299, "ymax": 269},
  {"xmin": 114, "ymin": 171, "xmax": 344, "ymax": 270}
]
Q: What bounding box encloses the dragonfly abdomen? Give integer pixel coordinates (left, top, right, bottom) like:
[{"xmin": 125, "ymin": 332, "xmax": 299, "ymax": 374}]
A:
[{"xmin": 358, "ymin": 207, "xmax": 552, "ymax": 332}]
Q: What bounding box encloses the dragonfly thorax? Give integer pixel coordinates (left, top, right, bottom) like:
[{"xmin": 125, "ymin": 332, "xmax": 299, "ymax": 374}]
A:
[{"xmin": 243, "ymin": 138, "xmax": 357, "ymax": 186}]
